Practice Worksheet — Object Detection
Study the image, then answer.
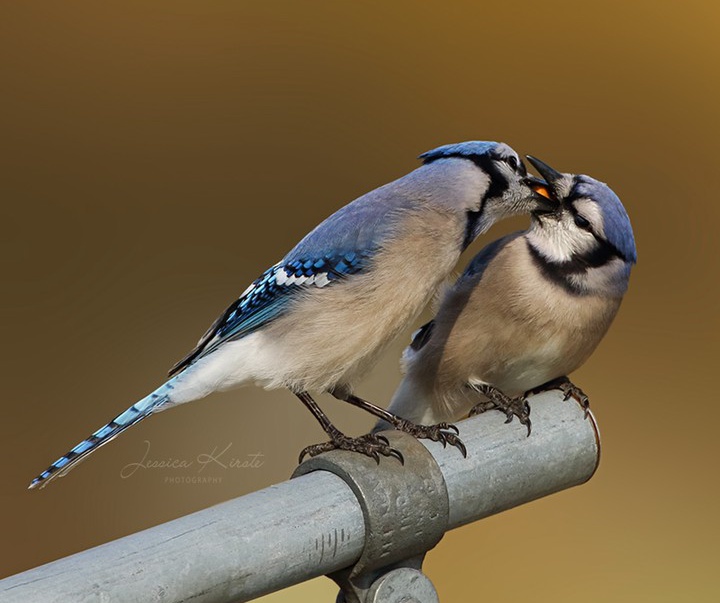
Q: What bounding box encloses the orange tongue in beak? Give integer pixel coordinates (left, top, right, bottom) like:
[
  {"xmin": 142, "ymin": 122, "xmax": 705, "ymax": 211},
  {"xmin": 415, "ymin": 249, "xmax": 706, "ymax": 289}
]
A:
[
  {"xmin": 531, "ymin": 182, "xmax": 552, "ymax": 200},
  {"xmin": 523, "ymin": 174, "xmax": 558, "ymax": 212}
]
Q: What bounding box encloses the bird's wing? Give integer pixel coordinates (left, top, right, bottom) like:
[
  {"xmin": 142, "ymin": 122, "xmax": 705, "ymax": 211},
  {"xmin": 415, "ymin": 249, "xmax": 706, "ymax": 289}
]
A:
[
  {"xmin": 169, "ymin": 192, "xmax": 412, "ymax": 376},
  {"xmin": 408, "ymin": 320, "xmax": 436, "ymax": 352},
  {"xmin": 459, "ymin": 231, "xmax": 524, "ymax": 282},
  {"xmin": 168, "ymin": 251, "xmax": 369, "ymax": 376},
  {"xmin": 403, "ymin": 231, "xmax": 524, "ymax": 359}
]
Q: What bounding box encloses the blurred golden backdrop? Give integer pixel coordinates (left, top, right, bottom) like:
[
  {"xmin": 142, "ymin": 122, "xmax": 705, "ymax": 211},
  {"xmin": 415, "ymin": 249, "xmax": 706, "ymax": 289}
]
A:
[{"xmin": 1, "ymin": 1, "xmax": 718, "ymax": 601}]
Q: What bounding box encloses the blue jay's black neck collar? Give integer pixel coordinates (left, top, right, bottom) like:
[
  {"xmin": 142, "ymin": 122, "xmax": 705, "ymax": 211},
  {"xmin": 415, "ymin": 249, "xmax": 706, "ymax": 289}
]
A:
[
  {"xmin": 526, "ymin": 238, "xmax": 624, "ymax": 296},
  {"xmin": 453, "ymin": 154, "xmax": 511, "ymax": 250},
  {"xmin": 422, "ymin": 149, "xmax": 526, "ymax": 251}
]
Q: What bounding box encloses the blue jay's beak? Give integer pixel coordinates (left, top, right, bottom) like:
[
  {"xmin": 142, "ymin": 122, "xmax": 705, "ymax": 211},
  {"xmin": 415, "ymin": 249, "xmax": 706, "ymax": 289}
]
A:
[
  {"xmin": 526, "ymin": 155, "xmax": 563, "ymax": 187},
  {"xmin": 525, "ymin": 155, "xmax": 563, "ymax": 212},
  {"xmin": 523, "ymin": 174, "xmax": 558, "ymax": 212}
]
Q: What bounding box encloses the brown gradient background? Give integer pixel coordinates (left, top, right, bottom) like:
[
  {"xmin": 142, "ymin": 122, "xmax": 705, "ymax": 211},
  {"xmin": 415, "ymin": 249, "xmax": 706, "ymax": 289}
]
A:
[{"xmin": 1, "ymin": 1, "xmax": 718, "ymax": 601}]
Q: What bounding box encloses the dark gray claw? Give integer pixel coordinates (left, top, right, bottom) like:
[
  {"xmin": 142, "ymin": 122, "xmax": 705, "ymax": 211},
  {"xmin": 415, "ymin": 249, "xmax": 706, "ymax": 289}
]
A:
[
  {"xmin": 559, "ymin": 382, "xmax": 590, "ymax": 416},
  {"xmin": 359, "ymin": 433, "xmax": 404, "ymax": 465},
  {"xmin": 386, "ymin": 447, "xmax": 404, "ymax": 464},
  {"xmin": 446, "ymin": 434, "xmax": 467, "ymax": 458},
  {"xmin": 391, "ymin": 419, "xmax": 467, "ymax": 458},
  {"xmin": 468, "ymin": 383, "xmax": 532, "ymax": 436},
  {"xmin": 373, "ymin": 433, "xmax": 390, "ymax": 446},
  {"xmin": 335, "ymin": 392, "xmax": 465, "ymax": 458},
  {"xmin": 443, "ymin": 422, "xmax": 461, "ymax": 435},
  {"xmin": 526, "ymin": 376, "xmax": 590, "ymax": 418},
  {"xmin": 298, "ymin": 432, "xmax": 405, "ymax": 465}
]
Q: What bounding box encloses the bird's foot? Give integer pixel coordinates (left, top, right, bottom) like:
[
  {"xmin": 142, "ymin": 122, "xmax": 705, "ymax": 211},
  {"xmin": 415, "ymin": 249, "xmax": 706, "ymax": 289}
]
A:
[
  {"xmin": 468, "ymin": 383, "xmax": 531, "ymax": 436},
  {"xmin": 298, "ymin": 431, "xmax": 404, "ymax": 465},
  {"xmin": 332, "ymin": 391, "xmax": 466, "ymax": 456},
  {"xmin": 391, "ymin": 419, "xmax": 467, "ymax": 457},
  {"xmin": 526, "ymin": 376, "xmax": 590, "ymax": 418}
]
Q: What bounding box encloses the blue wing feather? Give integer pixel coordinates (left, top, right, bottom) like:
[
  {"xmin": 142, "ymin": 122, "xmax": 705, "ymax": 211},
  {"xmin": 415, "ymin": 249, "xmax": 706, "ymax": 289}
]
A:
[
  {"xmin": 168, "ymin": 251, "xmax": 368, "ymax": 375},
  {"xmin": 169, "ymin": 171, "xmax": 418, "ymax": 376}
]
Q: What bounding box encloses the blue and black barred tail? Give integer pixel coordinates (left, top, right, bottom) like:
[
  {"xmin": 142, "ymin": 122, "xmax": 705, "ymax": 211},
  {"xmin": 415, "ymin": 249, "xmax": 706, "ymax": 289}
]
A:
[{"xmin": 28, "ymin": 381, "xmax": 176, "ymax": 489}]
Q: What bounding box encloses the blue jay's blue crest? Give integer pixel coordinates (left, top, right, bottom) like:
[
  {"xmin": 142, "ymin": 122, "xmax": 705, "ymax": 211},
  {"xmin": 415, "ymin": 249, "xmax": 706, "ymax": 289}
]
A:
[
  {"xmin": 420, "ymin": 141, "xmax": 500, "ymax": 164},
  {"xmin": 575, "ymin": 177, "xmax": 637, "ymax": 263}
]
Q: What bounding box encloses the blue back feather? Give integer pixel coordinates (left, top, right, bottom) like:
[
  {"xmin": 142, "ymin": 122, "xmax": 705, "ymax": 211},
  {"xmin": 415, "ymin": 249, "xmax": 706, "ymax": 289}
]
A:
[{"xmin": 286, "ymin": 193, "xmax": 413, "ymax": 262}]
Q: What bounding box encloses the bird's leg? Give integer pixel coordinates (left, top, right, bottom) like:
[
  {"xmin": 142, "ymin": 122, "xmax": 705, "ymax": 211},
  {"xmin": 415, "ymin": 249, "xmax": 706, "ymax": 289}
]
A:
[
  {"xmin": 468, "ymin": 383, "xmax": 532, "ymax": 436},
  {"xmin": 331, "ymin": 390, "xmax": 467, "ymax": 457},
  {"xmin": 294, "ymin": 391, "xmax": 404, "ymax": 464},
  {"xmin": 525, "ymin": 376, "xmax": 590, "ymax": 417}
]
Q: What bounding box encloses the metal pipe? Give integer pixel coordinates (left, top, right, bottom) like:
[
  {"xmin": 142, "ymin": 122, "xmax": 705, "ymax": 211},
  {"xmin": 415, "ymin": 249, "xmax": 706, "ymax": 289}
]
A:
[
  {"xmin": 442, "ymin": 392, "xmax": 600, "ymax": 529},
  {"xmin": 0, "ymin": 391, "xmax": 600, "ymax": 603}
]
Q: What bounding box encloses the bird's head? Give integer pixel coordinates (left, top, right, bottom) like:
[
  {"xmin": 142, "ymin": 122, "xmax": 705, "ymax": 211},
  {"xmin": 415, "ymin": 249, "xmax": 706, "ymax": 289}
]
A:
[
  {"xmin": 524, "ymin": 155, "xmax": 637, "ymax": 295},
  {"xmin": 419, "ymin": 141, "xmax": 556, "ymax": 247}
]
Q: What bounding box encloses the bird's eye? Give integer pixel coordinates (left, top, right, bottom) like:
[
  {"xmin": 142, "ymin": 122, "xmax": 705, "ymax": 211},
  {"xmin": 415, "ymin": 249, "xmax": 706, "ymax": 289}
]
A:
[
  {"xmin": 505, "ymin": 155, "xmax": 519, "ymax": 171},
  {"xmin": 574, "ymin": 214, "xmax": 591, "ymax": 230}
]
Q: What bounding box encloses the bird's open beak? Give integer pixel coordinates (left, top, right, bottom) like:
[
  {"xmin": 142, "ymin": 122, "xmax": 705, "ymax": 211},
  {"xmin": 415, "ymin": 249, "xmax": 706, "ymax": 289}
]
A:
[
  {"xmin": 526, "ymin": 155, "xmax": 563, "ymax": 187},
  {"xmin": 523, "ymin": 174, "xmax": 557, "ymax": 212},
  {"xmin": 525, "ymin": 155, "xmax": 563, "ymax": 213}
]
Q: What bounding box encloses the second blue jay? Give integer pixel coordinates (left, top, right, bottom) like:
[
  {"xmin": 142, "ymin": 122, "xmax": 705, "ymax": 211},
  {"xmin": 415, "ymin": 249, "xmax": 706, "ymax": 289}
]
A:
[
  {"xmin": 383, "ymin": 156, "xmax": 637, "ymax": 433},
  {"xmin": 29, "ymin": 141, "xmax": 552, "ymax": 488}
]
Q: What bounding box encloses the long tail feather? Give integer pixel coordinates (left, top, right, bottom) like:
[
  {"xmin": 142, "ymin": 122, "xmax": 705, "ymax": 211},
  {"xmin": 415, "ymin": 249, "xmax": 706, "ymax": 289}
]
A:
[{"xmin": 28, "ymin": 381, "xmax": 176, "ymax": 489}]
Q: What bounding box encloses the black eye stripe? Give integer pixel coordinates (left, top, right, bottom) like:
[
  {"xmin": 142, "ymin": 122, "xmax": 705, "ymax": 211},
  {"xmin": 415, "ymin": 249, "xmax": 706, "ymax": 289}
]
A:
[{"xmin": 423, "ymin": 150, "xmax": 524, "ymax": 179}]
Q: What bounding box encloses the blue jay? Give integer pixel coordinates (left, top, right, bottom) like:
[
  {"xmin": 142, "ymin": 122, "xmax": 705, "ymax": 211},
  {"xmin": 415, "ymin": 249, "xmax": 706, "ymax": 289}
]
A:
[
  {"xmin": 29, "ymin": 141, "xmax": 553, "ymax": 488},
  {"xmin": 382, "ymin": 156, "xmax": 636, "ymax": 433}
]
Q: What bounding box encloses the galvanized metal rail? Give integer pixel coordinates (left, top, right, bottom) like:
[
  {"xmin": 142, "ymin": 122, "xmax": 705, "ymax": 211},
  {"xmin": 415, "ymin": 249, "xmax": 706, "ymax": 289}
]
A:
[{"xmin": 0, "ymin": 391, "xmax": 600, "ymax": 602}]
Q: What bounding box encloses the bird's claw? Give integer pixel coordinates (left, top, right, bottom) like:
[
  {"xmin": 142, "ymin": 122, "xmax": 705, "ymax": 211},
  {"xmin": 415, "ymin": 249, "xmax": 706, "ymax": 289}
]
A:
[
  {"xmin": 469, "ymin": 389, "xmax": 532, "ymax": 436},
  {"xmin": 558, "ymin": 383, "xmax": 590, "ymax": 416},
  {"xmin": 526, "ymin": 377, "xmax": 590, "ymax": 418},
  {"xmin": 444, "ymin": 423, "xmax": 461, "ymax": 435},
  {"xmin": 392, "ymin": 420, "xmax": 467, "ymax": 457},
  {"xmin": 298, "ymin": 432, "xmax": 405, "ymax": 465},
  {"xmin": 373, "ymin": 433, "xmax": 390, "ymax": 446}
]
